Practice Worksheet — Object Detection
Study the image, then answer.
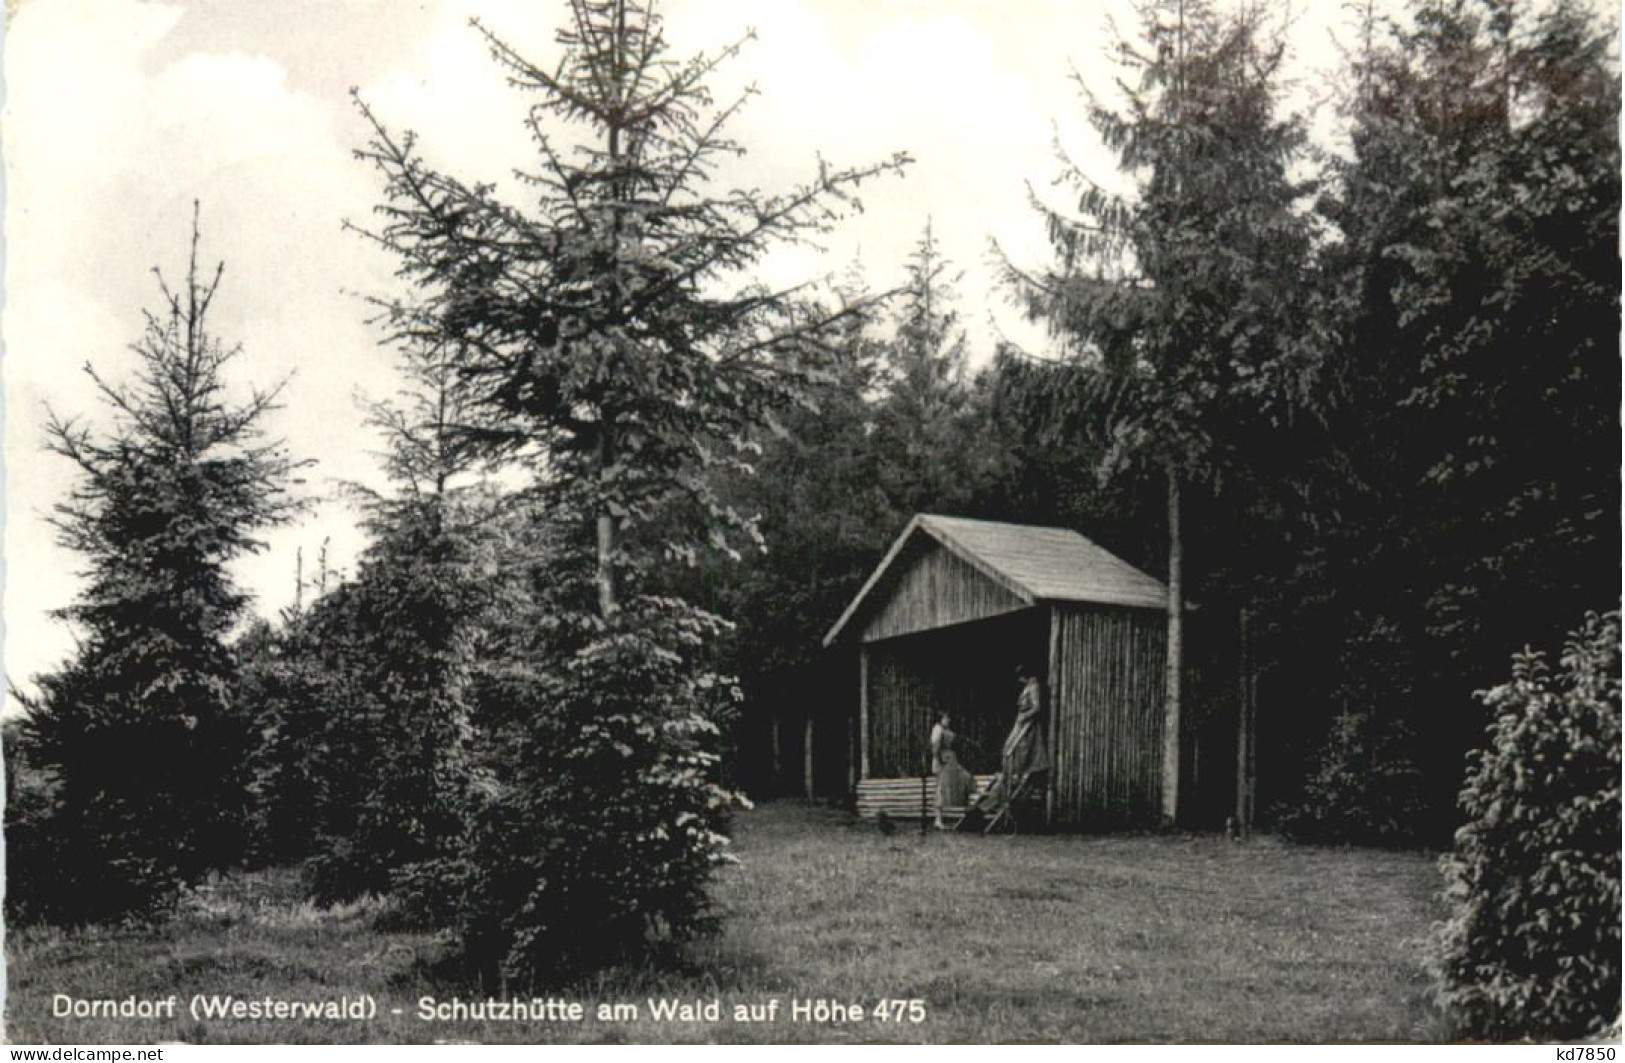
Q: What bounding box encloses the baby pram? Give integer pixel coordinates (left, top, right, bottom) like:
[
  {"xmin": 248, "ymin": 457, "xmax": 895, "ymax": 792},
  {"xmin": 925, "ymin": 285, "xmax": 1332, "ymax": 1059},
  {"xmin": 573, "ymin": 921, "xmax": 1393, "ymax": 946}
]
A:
[{"xmin": 960, "ymin": 768, "xmax": 1044, "ymax": 833}]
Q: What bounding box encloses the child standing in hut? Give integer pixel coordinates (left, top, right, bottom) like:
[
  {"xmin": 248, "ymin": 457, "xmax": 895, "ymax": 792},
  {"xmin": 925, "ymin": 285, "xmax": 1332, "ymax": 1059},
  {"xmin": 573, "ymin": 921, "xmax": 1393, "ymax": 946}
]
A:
[{"xmin": 930, "ymin": 712, "xmax": 974, "ymax": 828}]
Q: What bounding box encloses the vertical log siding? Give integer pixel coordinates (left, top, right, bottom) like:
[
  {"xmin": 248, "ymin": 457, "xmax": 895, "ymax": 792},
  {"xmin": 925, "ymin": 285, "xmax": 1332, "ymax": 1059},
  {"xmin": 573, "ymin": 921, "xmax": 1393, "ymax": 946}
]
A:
[{"xmin": 1049, "ymin": 604, "xmax": 1167, "ymax": 827}]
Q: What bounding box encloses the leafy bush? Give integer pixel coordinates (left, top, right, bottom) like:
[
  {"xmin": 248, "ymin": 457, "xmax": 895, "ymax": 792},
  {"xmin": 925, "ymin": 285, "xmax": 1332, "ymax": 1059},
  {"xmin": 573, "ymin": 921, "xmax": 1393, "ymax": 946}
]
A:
[{"xmin": 1435, "ymin": 611, "xmax": 1621, "ymax": 1040}]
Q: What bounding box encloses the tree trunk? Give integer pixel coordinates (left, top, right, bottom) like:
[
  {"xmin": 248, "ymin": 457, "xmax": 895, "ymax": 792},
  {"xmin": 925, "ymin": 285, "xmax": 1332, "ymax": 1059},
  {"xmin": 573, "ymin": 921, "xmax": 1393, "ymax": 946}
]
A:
[
  {"xmin": 1162, "ymin": 465, "xmax": 1183, "ymax": 824},
  {"xmin": 596, "ymin": 425, "xmax": 617, "ymax": 617},
  {"xmin": 596, "ymin": 512, "xmax": 616, "ymax": 616},
  {"xmin": 803, "ymin": 711, "xmax": 815, "ymax": 800},
  {"xmin": 770, "ymin": 710, "xmax": 783, "ymax": 787}
]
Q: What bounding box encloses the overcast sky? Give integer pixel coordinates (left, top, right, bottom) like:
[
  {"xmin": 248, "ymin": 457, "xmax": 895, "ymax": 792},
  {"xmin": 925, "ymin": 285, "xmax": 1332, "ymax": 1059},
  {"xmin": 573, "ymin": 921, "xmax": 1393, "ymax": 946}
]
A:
[{"xmin": 3, "ymin": 0, "xmax": 1369, "ymax": 710}]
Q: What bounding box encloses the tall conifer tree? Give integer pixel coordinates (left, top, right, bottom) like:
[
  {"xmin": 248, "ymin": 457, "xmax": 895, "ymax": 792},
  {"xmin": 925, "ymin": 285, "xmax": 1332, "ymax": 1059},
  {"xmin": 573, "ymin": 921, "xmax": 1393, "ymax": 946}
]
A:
[
  {"xmin": 1007, "ymin": 0, "xmax": 1323, "ymax": 821},
  {"xmin": 352, "ymin": 0, "xmax": 907, "ymax": 974}
]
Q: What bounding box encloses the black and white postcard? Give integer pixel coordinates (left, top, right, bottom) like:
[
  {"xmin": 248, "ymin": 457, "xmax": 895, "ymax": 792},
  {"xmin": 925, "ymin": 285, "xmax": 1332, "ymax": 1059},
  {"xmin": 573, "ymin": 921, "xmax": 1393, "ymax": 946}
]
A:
[{"xmin": 3, "ymin": 0, "xmax": 1618, "ymax": 1047}]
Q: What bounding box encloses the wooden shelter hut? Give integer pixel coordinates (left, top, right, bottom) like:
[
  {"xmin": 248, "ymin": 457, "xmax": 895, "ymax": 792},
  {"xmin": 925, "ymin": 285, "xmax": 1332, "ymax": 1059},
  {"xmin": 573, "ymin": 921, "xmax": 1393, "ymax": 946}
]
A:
[{"xmin": 824, "ymin": 514, "xmax": 1174, "ymax": 829}]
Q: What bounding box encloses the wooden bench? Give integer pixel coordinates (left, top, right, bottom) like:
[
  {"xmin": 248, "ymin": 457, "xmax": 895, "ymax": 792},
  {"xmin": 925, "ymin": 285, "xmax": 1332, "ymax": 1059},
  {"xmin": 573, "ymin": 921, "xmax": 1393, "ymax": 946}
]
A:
[{"xmin": 855, "ymin": 775, "xmax": 998, "ymax": 823}]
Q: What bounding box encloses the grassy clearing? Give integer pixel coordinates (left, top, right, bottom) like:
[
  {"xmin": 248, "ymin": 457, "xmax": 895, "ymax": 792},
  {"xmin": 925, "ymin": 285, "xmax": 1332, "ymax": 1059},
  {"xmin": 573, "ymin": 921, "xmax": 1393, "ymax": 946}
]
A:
[{"xmin": 6, "ymin": 802, "xmax": 1447, "ymax": 1044}]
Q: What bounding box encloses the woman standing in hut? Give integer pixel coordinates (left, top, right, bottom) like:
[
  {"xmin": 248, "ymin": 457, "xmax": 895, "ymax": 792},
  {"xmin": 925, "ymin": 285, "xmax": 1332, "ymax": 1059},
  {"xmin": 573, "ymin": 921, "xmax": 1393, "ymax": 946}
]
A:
[
  {"xmin": 930, "ymin": 712, "xmax": 974, "ymax": 828},
  {"xmin": 977, "ymin": 666, "xmax": 1049, "ymax": 827},
  {"xmin": 1003, "ymin": 666, "xmax": 1048, "ymax": 782}
]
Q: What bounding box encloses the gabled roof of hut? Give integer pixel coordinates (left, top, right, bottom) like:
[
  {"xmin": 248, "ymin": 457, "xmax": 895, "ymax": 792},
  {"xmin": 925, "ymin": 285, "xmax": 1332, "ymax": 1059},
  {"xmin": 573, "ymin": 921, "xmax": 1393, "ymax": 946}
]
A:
[{"xmin": 823, "ymin": 514, "xmax": 1168, "ymax": 646}]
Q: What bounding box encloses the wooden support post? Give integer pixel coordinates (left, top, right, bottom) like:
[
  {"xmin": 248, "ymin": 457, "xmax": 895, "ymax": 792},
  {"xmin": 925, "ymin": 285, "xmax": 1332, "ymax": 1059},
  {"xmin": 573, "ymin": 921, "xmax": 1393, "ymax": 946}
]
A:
[
  {"xmin": 847, "ymin": 699, "xmax": 858, "ymax": 795},
  {"xmin": 804, "ymin": 712, "xmax": 815, "ymax": 800},
  {"xmin": 858, "ymin": 644, "xmax": 870, "ymax": 781},
  {"xmin": 1045, "ymin": 607, "xmax": 1061, "ymax": 828}
]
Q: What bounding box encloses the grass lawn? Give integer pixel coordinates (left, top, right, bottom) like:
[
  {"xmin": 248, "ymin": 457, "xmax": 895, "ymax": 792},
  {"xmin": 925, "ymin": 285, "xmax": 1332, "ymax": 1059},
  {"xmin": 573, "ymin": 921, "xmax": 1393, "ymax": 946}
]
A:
[{"xmin": 6, "ymin": 802, "xmax": 1448, "ymax": 1044}]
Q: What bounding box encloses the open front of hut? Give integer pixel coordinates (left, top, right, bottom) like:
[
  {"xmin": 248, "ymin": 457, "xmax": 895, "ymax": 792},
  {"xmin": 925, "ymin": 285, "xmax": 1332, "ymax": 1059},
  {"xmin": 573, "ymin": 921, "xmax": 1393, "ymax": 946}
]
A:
[{"xmin": 823, "ymin": 514, "xmax": 1175, "ymax": 830}]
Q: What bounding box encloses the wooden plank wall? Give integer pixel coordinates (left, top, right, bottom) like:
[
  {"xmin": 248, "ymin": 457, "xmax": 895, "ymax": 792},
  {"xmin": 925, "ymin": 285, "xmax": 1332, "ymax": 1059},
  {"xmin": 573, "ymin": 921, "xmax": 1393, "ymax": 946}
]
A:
[
  {"xmin": 854, "ymin": 775, "xmax": 998, "ymax": 820},
  {"xmin": 1050, "ymin": 604, "xmax": 1167, "ymax": 827},
  {"xmin": 860, "ymin": 542, "xmax": 1028, "ymax": 643}
]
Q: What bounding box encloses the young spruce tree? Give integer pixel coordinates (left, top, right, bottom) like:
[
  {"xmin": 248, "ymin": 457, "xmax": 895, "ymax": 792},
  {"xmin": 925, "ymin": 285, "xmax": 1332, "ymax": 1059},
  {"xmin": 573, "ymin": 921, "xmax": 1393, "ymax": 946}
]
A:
[
  {"xmin": 306, "ymin": 352, "xmax": 500, "ymax": 905},
  {"xmin": 16, "ymin": 208, "xmax": 302, "ymax": 923},
  {"xmin": 872, "ymin": 221, "xmax": 986, "ymax": 517}
]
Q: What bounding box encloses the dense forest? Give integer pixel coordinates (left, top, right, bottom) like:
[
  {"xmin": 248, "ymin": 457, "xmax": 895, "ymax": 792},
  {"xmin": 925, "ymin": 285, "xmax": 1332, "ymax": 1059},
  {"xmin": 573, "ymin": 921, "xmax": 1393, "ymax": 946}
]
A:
[
  {"xmin": 708, "ymin": 0, "xmax": 1620, "ymax": 849},
  {"xmin": 6, "ymin": 0, "xmax": 1618, "ymax": 1040}
]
